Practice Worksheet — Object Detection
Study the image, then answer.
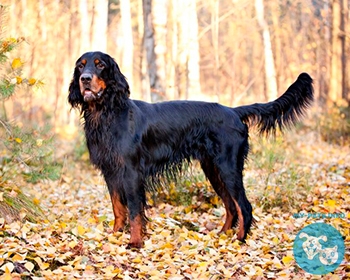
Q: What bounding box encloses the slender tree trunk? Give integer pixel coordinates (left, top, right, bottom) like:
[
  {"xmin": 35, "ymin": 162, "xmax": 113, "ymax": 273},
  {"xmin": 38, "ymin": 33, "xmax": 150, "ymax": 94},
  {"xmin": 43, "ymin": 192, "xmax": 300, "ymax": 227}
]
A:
[
  {"xmin": 212, "ymin": 0, "xmax": 220, "ymax": 100},
  {"xmin": 79, "ymin": 0, "xmax": 91, "ymax": 54},
  {"xmin": 329, "ymin": 0, "xmax": 342, "ymax": 104},
  {"xmin": 138, "ymin": 0, "xmax": 150, "ymax": 101},
  {"xmin": 169, "ymin": 0, "xmax": 178, "ymax": 99},
  {"xmin": 142, "ymin": 0, "xmax": 165, "ymax": 101},
  {"xmin": 340, "ymin": 0, "xmax": 348, "ymax": 103},
  {"xmin": 120, "ymin": 0, "xmax": 134, "ymax": 92},
  {"xmin": 255, "ymin": 0, "xmax": 278, "ymax": 101},
  {"xmin": 91, "ymin": 0, "xmax": 108, "ymax": 52},
  {"xmin": 176, "ymin": 0, "xmax": 201, "ymax": 99},
  {"xmin": 152, "ymin": 0, "xmax": 167, "ymax": 98},
  {"xmin": 143, "ymin": 0, "xmax": 156, "ymax": 99}
]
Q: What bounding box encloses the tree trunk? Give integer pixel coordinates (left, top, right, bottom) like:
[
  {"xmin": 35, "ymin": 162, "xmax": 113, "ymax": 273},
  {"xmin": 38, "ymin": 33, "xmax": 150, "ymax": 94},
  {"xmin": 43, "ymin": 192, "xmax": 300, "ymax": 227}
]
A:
[
  {"xmin": 340, "ymin": 0, "xmax": 348, "ymax": 103},
  {"xmin": 211, "ymin": 0, "xmax": 220, "ymax": 100},
  {"xmin": 169, "ymin": 0, "xmax": 178, "ymax": 99},
  {"xmin": 137, "ymin": 0, "xmax": 150, "ymax": 101},
  {"xmin": 175, "ymin": 0, "xmax": 201, "ymax": 99},
  {"xmin": 152, "ymin": 0, "xmax": 168, "ymax": 98},
  {"xmin": 329, "ymin": 0, "xmax": 342, "ymax": 104},
  {"xmin": 79, "ymin": 0, "xmax": 91, "ymax": 54},
  {"xmin": 255, "ymin": 0, "xmax": 278, "ymax": 101},
  {"xmin": 142, "ymin": 0, "xmax": 165, "ymax": 101},
  {"xmin": 120, "ymin": 0, "xmax": 134, "ymax": 92},
  {"xmin": 91, "ymin": 0, "xmax": 108, "ymax": 52}
]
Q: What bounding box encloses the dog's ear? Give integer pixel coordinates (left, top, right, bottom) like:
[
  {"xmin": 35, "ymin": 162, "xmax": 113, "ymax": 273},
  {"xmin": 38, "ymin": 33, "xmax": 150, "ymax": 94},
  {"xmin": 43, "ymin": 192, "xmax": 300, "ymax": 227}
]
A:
[
  {"xmin": 68, "ymin": 67, "xmax": 84, "ymax": 108},
  {"xmin": 107, "ymin": 55, "xmax": 130, "ymax": 100}
]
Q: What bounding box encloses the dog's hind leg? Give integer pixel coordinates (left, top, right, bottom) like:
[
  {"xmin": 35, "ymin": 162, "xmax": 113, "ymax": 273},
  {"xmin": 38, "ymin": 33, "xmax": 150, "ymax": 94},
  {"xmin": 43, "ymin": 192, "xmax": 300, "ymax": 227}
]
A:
[
  {"xmin": 214, "ymin": 139, "xmax": 253, "ymax": 242},
  {"xmin": 201, "ymin": 158, "xmax": 238, "ymax": 232}
]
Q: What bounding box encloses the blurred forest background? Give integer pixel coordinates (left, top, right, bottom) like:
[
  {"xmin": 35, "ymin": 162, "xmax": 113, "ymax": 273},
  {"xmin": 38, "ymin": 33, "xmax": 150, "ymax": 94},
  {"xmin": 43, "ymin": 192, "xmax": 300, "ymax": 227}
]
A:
[
  {"xmin": 0, "ymin": 0, "xmax": 349, "ymax": 188},
  {"xmin": 1, "ymin": 0, "xmax": 349, "ymax": 128},
  {"xmin": 0, "ymin": 1, "xmax": 349, "ymax": 277}
]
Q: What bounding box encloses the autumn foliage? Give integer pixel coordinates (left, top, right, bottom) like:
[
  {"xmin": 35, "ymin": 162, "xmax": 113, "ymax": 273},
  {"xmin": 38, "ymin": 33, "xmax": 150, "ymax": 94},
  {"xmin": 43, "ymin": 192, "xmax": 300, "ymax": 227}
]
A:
[{"xmin": 0, "ymin": 1, "xmax": 349, "ymax": 279}]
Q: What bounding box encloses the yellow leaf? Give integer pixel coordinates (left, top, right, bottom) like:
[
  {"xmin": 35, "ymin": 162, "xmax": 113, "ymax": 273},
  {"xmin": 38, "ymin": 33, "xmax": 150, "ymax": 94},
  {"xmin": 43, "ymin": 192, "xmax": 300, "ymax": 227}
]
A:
[
  {"xmin": 272, "ymin": 236, "xmax": 279, "ymax": 245},
  {"xmin": 36, "ymin": 139, "xmax": 43, "ymax": 147},
  {"xmin": 87, "ymin": 217, "xmax": 96, "ymax": 224},
  {"xmin": 210, "ymin": 196, "xmax": 220, "ymax": 205},
  {"xmin": 282, "ymin": 255, "xmax": 294, "ymax": 265},
  {"xmin": 12, "ymin": 253, "xmax": 25, "ymax": 261},
  {"xmin": 77, "ymin": 225, "xmax": 86, "ymax": 235},
  {"xmin": 40, "ymin": 262, "xmax": 50, "ymax": 270},
  {"xmin": 16, "ymin": 76, "xmax": 22, "ymax": 84},
  {"xmin": 7, "ymin": 37, "xmax": 17, "ymax": 44},
  {"xmin": 1, "ymin": 262, "xmax": 14, "ymax": 273},
  {"xmin": 107, "ymin": 235, "xmax": 120, "ymax": 244},
  {"xmin": 59, "ymin": 222, "xmax": 67, "ymax": 230},
  {"xmin": 96, "ymin": 222, "xmax": 104, "ymax": 232},
  {"xmin": 161, "ymin": 242, "xmax": 174, "ymax": 249},
  {"xmin": 324, "ymin": 199, "xmax": 336, "ymax": 207},
  {"xmin": 0, "ymin": 273, "xmax": 12, "ymax": 280},
  {"xmin": 324, "ymin": 199, "xmax": 337, "ymax": 212},
  {"xmin": 12, "ymin": 57, "xmax": 23, "ymax": 69},
  {"xmin": 68, "ymin": 240, "xmax": 78, "ymax": 248},
  {"xmin": 24, "ymin": 261, "xmax": 35, "ymax": 272},
  {"xmin": 28, "ymin": 78, "xmax": 37, "ymax": 85},
  {"xmin": 15, "ymin": 137, "xmax": 22, "ymax": 143},
  {"xmin": 132, "ymin": 257, "xmax": 142, "ymax": 263},
  {"xmin": 273, "ymin": 257, "xmax": 283, "ymax": 269},
  {"xmin": 33, "ymin": 197, "xmax": 40, "ymax": 205}
]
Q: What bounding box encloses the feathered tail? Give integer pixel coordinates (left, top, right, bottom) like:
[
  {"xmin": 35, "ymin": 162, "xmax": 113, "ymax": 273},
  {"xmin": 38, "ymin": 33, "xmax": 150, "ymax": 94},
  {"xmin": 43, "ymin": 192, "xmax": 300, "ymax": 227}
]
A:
[{"xmin": 235, "ymin": 73, "xmax": 314, "ymax": 134}]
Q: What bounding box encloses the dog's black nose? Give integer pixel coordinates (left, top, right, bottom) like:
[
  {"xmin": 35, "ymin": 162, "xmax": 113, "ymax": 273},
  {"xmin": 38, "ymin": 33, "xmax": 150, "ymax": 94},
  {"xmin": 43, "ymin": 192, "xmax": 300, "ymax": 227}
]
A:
[{"xmin": 80, "ymin": 73, "xmax": 92, "ymax": 83}]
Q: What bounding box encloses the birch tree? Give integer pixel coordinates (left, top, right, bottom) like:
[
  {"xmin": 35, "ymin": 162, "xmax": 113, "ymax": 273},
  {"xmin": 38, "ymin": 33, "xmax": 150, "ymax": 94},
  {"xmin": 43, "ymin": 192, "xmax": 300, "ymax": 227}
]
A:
[
  {"xmin": 79, "ymin": 0, "xmax": 91, "ymax": 54},
  {"xmin": 120, "ymin": 0, "xmax": 134, "ymax": 91},
  {"xmin": 152, "ymin": 0, "xmax": 168, "ymax": 98},
  {"xmin": 91, "ymin": 0, "xmax": 108, "ymax": 52},
  {"xmin": 329, "ymin": 0, "xmax": 348, "ymax": 104},
  {"xmin": 255, "ymin": 0, "xmax": 278, "ymax": 101},
  {"xmin": 175, "ymin": 0, "xmax": 201, "ymax": 99}
]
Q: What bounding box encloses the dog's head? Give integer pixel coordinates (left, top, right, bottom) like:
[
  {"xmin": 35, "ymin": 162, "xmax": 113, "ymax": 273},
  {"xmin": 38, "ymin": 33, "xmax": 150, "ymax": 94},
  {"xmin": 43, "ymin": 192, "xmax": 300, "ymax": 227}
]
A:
[
  {"xmin": 68, "ymin": 51, "xmax": 130, "ymax": 109},
  {"xmin": 299, "ymin": 232, "xmax": 327, "ymax": 260}
]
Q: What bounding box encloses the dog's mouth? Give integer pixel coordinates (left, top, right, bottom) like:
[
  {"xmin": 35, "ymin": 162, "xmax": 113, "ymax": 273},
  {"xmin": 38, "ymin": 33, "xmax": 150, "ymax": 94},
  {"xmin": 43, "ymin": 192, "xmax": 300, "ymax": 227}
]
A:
[{"xmin": 82, "ymin": 87, "xmax": 104, "ymax": 102}]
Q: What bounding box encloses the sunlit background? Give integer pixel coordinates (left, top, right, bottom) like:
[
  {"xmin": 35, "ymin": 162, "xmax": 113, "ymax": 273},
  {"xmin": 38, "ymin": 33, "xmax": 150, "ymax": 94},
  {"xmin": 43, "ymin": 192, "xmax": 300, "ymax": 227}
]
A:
[{"xmin": 1, "ymin": 0, "xmax": 349, "ymax": 131}]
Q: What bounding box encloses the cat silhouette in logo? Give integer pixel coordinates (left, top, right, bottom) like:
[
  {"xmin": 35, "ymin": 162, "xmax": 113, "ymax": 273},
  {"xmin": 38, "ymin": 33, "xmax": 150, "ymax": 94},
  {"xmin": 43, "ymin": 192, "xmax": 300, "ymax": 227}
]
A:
[
  {"xmin": 319, "ymin": 245, "xmax": 338, "ymax": 265},
  {"xmin": 299, "ymin": 232, "xmax": 327, "ymax": 260}
]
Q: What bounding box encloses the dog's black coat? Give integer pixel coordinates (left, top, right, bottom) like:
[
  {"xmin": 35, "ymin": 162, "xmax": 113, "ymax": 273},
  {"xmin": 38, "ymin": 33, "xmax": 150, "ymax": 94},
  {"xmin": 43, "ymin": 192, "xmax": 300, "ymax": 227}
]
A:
[{"xmin": 69, "ymin": 51, "xmax": 314, "ymax": 248}]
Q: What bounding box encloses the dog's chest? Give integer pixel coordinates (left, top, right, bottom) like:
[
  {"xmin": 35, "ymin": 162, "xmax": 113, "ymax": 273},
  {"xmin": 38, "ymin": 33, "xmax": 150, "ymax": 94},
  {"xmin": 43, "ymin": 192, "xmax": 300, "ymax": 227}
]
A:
[{"xmin": 84, "ymin": 121, "xmax": 122, "ymax": 169}]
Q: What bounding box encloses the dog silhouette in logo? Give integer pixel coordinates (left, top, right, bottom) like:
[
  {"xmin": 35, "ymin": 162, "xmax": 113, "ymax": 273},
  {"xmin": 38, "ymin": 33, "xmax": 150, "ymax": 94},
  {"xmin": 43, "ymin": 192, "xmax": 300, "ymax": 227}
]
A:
[{"xmin": 299, "ymin": 232, "xmax": 327, "ymax": 260}]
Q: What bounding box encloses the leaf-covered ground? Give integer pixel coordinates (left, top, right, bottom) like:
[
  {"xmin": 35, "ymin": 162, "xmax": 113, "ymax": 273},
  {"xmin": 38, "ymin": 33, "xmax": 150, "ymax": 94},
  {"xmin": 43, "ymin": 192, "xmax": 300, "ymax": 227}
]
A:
[{"xmin": 0, "ymin": 130, "xmax": 349, "ymax": 279}]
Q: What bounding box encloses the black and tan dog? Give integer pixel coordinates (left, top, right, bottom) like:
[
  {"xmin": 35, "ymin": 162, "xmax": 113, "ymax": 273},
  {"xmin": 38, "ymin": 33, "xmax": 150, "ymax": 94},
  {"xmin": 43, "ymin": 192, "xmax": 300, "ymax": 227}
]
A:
[{"xmin": 69, "ymin": 51, "xmax": 313, "ymax": 248}]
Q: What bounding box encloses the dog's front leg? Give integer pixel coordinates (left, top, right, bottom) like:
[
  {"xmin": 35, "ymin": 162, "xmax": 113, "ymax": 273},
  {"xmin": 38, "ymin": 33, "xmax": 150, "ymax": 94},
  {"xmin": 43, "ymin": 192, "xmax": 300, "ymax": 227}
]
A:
[
  {"xmin": 124, "ymin": 169, "xmax": 146, "ymax": 249},
  {"xmin": 110, "ymin": 192, "xmax": 127, "ymax": 232},
  {"xmin": 105, "ymin": 176, "xmax": 128, "ymax": 232}
]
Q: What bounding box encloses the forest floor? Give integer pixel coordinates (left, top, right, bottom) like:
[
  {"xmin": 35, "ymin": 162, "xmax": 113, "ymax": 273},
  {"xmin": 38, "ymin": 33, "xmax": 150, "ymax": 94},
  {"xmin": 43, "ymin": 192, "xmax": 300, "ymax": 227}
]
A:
[{"xmin": 0, "ymin": 128, "xmax": 349, "ymax": 279}]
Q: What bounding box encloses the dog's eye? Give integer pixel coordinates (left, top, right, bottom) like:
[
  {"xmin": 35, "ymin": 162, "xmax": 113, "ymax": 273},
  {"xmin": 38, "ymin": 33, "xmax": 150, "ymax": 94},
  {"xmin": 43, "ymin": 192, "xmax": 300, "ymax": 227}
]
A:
[
  {"xmin": 78, "ymin": 64, "xmax": 84, "ymax": 71},
  {"xmin": 96, "ymin": 62, "xmax": 105, "ymax": 70}
]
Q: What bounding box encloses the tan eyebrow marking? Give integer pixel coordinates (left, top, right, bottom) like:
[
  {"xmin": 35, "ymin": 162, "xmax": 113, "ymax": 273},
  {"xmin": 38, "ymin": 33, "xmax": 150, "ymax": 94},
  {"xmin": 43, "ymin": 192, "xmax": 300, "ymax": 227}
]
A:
[
  {"xmin": 81, "ymin": 59, "xmax": 87, "ymax": 65},
  {"xmin": 94, "ymin": 59, "xmax": 100, "ymax": 65}
]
